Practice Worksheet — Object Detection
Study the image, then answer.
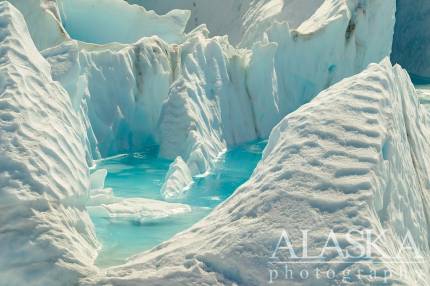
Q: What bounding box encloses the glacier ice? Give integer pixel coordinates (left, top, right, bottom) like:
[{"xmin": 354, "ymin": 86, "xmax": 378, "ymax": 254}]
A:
[
  {"xmin": 1, "ymin": 0, "xmax": 430, "ymax": 285},
  {"xmin": 129, "ymin": 0, "xmax": 325, "ymax": 46},
  {"xmin": 88, "ymin": 197, "xmax": 192, "ymax": 224},
  {"xmin": 0, "ymin": 2, "xmax": 98, "ymax": 285},
  {"xmin": 92, "ymin": 59, "xmax": 430, "ymax": 285},
  {"xmin": 161, "ymin": 156, "xmax": 193, "ymax": 201},
  {"xmin": 392, "ymin": 0, "xmax": 430, "ymax": 81},
  {"xmin": 35, "ymin": 0, "xmax": 396, "ymax": 177},
  {"xmin": 57, "ymin": 0, "xmax": 189, "ymax": 44},
  {"xmin": 7, "ymin": 0, "xmax": 69, "ymax": 50}
]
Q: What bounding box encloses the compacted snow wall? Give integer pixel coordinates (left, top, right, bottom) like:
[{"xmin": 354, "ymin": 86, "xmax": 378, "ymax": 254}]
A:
[
  {"xmin": 92, "ymin": 59, "xmax": 430, "ymax": 285},
  {"xmin": 0, "ymin": 3, "xmax": 98, "ymax": 285},
  {"xmin": 392, "ymin": 0, "xmax": 430, "ymax": 81}
]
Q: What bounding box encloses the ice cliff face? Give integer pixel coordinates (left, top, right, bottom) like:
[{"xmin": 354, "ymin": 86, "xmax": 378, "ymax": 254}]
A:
[
  {"xmin": 90, "ymin": 59, "xmax": 430, "ymax": 286},
  {"xmin": 129, "ymin": 0, "xmax": 324, "ymax": 46},
  {"xmin": 57, "ymin": 0, "xmax": 190, "ymax": 45},
  {"xmin": 38, "ymin": 0, "xmax": 396, "ymax": 176},
  {"xmin": 0, "ymin": 2, "xmax": 98, "ymax": 285},
  {"xmin": 7, "ymin": 0, "xmax": 69, "ymax": 50},
  {"xmin": 392, "ymin": 0, "xmax": 430, "ymax": 81}
]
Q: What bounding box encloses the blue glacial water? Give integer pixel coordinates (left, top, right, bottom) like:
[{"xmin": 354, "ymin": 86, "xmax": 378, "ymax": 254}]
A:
[{"xmin": 91, "ymin": 141, "xmax": 267, "ymax": 267}]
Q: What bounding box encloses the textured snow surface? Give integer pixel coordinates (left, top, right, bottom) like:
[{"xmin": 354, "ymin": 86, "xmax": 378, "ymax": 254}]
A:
[
  {"xmin": 392, "ymin": 0, "xmax": 430, "ymax": 80},
  {"xmin": 87, "ymin": 59, "xmax": 430, "ymax": 285},
  {"xmin": 0, "ymin": 2, "xmax": 98, "ymax": 285}
]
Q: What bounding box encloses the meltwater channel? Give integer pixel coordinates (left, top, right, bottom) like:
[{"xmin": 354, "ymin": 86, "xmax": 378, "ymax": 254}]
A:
[{"xmin": 89, "ymin": 140, "xmax": 267, "ymax": 267}]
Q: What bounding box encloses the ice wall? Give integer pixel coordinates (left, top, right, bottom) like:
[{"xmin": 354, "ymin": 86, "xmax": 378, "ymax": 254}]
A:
[
  {"xmin": 92, "ymin": 59, "xmax": 430, "ymax": 285},
  {"xmin": 40, "ymin": 0, "xmax": 395, "ymax": 178},
  {"xmin": 6, "ymin": 0, "xmax": 69, "ymax": 50},
  {"xmin": 158, "ymin": 0, "xmax": 396, "ymax": 175},
  {"xmin": 392, "ymin": 0, "xmax": 430, "ymax": 81},
  {"xmin": 0, "ymin": 3, "xmax": 98, "ymax": 285},
  {"xmin": 128, "ymin": 0, "xmax": 324, "ymax": 46},
  {"xmin": 57, "ymin": 0, "xmax": 190, "ymax": 44}
]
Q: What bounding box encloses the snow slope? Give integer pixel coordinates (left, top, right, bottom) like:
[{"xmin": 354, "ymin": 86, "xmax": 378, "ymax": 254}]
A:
[
  {"xmin": 392, "ymin": 0, "xmax": 430, "ymax": 80},
  {"xmin": 88, "ymin": 59, "xmax": 430, "ymax": 286},
  {"xmin": 0, "ymin": 2, "xmax": 98, "ymax": 285}
]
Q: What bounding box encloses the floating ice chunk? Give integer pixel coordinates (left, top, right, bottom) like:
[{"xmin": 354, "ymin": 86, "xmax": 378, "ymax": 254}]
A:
[
  {"xmin": 88, "ymin": 197, "xmax": 192, "ymax": 224},
  {"xmin": 161, "ymin": 157, "xmax": 193, "ymax": 200},
  {"xmin": 88, "ymin": 188, "xmax": 119, "ymax": 206}
]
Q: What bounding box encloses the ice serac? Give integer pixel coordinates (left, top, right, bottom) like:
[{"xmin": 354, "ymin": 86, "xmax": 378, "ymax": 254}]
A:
[
  {"xmin": 129, "ymin": 0, "xmax": 324, "ymax": 46},
  {"xmin": 43, "ymin": 37, "xmax": 178, "ymax": 158},
  {"xmin": 41, "ymin": 0, "xmax": 395, "ymax": 177},
  {"xmin": 158, "ymin": 0, "xmax": 395, "ymax": 175},
  {"xmin": 391, "ymin": 0, "xmax": 430, "ymax": 81},
  {"xmin": 0, "ymin": 3, "xmax": 98, "ymax": 285},
  {"xmin": 7, "ymin": 0, "xmax": 69, "ymax": 50},
  {"xmin": 57, "ymin": 0, "xmax": 190, "ymax": 44},
  {"xmin": 161, "ymin": 156, "xmax": 193, "ymax": 200},
  {"xmin": 158, "ymin": 28, "xmax": 257, "ymax": 175},
  {"xmin": 92, "ymin": 60, "xmax": 430, "ymax": 285}
]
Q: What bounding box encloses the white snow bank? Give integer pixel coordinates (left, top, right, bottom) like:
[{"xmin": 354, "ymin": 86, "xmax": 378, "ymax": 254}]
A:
[
  {"xmin": 392, "ymin": 0, "xmax": 430, "ymax": 79},
  {"xmin": 7, "ymin": 0, "xmax": 69, "ymax": 50},
  {"xmin": 91, "ymin": 59, "xmax": 430, "ymax": 285},
  {"xmin": 161, "ymin": 157, "xmax": 193, "ymax": 201},
  {"xmin": 0, "ymin": 2, "xmax": 98, "ymax": 285},
  {"xmin": 57, "ymin": 0, "xmax": 189, "ymax": 44}
]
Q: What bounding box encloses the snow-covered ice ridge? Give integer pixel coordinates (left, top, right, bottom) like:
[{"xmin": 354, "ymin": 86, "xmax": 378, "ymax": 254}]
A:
[
  {"xmin": 1, "ymin": 0, "xmax": 430, "ymax": 285},
  {"xmin": 0, "ymin": 2, "xmax": 98, "ymax": 285}
]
